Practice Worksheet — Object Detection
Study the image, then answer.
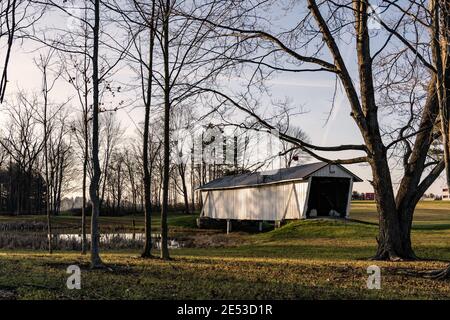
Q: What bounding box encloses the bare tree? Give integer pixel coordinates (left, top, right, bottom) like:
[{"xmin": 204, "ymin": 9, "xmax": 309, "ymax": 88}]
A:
[
  {"xmin": 99, "ymin": 112, "xmax": 124, "ymax": 213},
  {"xmin": 59, "ymin": 2, "xmax": 92, "ymax": 254},
  {"xmin": 123, "ymin": 146, "xmax": 140, "ymax": 213},
  {"xmin": 0, "ymin": 94, "xmax": 45, "ymax": 215},
  {"xmin": 34, "ymin": 49, "xmax": 64, "ymax": 253},
  {"xmin": 414, "ymin": 0, "xmax": 450, "ymax": 278},
  {"xmin": 154, "ymin": 0, "xmax": 236, "ymax": 258},
  {"xmin": 31, "ymin": 0, "xmax": 132, "ymax": 267},
  {"xmin": 182, "ymin": 0, "xmax": 445, "ymax": 260},
  {"xmin": 88, "ymin": 0, "xmax": 103, "ymax": 268},
  {"xmin": 47, "ymin": 112, "xmax": 73, "ymax": 217},
  {"xmin": 137, "ymin": 0, "xmax": 157, "ymax": 259},
  {"xmin": 279, "ymin": 126, "xmax": 310, "ymax": 168},
  {"xmin": 107, "ymin": 150, "xmax": 125, "ymax": 214},
  {"xmin": 0, "ymin": 0, "xmax": 18, "ymax": 103},
  {"xmin": 107, "ymin": 0, "xmax": 160, "ymax": 257},
  {"xmin": 159, "ymin": 0, "xmax": 171, "ymax": 259},
  {"xmin": 70, "ymin": 111, "xmax": 92, "ymax": 254},
  {"xmin": 1, "ymin": 1, "xmax": 46, "ymax": 102}
]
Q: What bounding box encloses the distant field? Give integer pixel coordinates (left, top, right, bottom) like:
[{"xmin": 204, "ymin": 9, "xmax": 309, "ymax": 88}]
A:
[
  {"xmin": 1, "ymin": 201, "xmax": 450, "ymax": 299},
  {"xmin": 350, "ymin": 200, "xmax": 450, "ymax": 226}
]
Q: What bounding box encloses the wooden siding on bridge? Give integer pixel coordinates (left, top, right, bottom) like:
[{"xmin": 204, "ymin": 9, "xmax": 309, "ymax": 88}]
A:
[{"xmin": 201, "ymin": 181, "xmax": 309, "ymax": 221}]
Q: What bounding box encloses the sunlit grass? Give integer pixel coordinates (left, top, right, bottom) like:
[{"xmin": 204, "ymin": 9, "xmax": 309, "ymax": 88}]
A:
[
  {"xmin": 351, "ymin": 200, "xmax": 450, "ymax": 225},
  {"xmin": 1, "ymin": 201, "xmax": 450, "ymax": 299},
  {"xmin": 1, "ymin": 248, "xmax": 450, "ymax": 299}
]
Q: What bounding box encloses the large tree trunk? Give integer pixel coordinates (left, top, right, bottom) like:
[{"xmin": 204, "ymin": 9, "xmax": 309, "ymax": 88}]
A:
[
  {"xmin": 395, "ymin": 77, "xmax": 440, "ymax": 260},
  {"xmin": 160, "ymin": 0, "xmax": 171, "ymax": 260},
  {"xmin": 142, "ymin": 136, "xmax": 153, "ymax": 257},
  {"xmin": 352, "ymin": 1, "xmax": 414, "ymax": 260},
  {"xmin": 431, "ymin": 0, "xmax": 450, "ymax": 189},
  {"xmin": 89, "ymin": 0, "xmax": 103, "ymax": 268},
  {"xmin": 369, "ymin": 155, "xmax": 409, "ymax": 260},
  {"xmin": 428, "ymin": 0, "xmax": 450, "ymax": 278},
  {"xmin": 141, "ymin": 0, "xmax": 156, "ymax": 259}
]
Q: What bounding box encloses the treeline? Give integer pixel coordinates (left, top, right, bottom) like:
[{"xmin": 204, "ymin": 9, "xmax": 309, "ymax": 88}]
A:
[
  {"xmin": 1, "ymin": 0, "xmax": 314, "ymax": 265},
  {"xmin": 0, "ymin": 101, "xmax": 259, "ymax": 216},
  {"xmin": 0, "ymin": 163, "xmax": 46, "ymax": 215},
  {"xmin": 3, "ymin": 0, "xmax": 450, "ymax": 276}
]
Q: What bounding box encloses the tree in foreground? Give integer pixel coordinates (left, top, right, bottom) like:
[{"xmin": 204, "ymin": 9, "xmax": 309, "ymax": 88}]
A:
[
  {"xmin": 185, "ymin": 0, "xmax": 444, "ymax": 260},
  {"xmin": 88, "ymin": 0, "xmax": 104, "ymax": 268},
  {"xmin": 136, "ymin": 0, "xmax": 157, "ymax": 258},
  {"xmin": 420, "ymin": 0, "xmax": 450, "ymax": 278}
]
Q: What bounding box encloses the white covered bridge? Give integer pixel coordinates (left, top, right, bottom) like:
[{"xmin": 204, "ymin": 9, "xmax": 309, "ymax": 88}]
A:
[{"xmin": 198, "ymin": 162, "xmax": 362, "ymax": 224}]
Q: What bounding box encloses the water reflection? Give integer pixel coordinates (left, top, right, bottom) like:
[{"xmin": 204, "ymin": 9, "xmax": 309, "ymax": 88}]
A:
[{"xmin": 54, "ymin": 233, "xmax": 183, "ymax": 249}]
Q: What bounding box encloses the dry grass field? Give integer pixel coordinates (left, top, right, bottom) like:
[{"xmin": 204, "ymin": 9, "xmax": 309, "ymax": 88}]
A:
[{"xmin": 1, "ymin": 201, "xmax": 450, "ymax": 300}]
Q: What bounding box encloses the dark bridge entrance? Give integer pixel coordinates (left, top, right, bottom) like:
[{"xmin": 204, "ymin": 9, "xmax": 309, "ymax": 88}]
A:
[{"xmin": 306, "ymin": 177, "xmax": 351, "ymax": 218}]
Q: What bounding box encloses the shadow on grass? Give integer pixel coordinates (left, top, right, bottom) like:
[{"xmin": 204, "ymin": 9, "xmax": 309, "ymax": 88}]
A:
[
  {"xmin": 174, "ymin": 243, "xmax": 377, "ymax": 261},
  {"xmin": 412, "ymin": 224, "xmax": 450, "ymax": 231}
]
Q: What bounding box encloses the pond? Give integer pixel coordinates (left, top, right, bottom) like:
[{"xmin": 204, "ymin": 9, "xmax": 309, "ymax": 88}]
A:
[
  {"xmin": 0, "ymin": 232, "xmax": 184, "ymax": 250},
  {"xmin": 55, "ymin": 233, "xmax": 184, "ymax": 249}
]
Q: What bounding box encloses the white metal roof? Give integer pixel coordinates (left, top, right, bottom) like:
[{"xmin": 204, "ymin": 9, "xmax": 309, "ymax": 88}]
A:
[{"xmin": 198, "ymin": 162, "xmax": 363, "ymax": 191}]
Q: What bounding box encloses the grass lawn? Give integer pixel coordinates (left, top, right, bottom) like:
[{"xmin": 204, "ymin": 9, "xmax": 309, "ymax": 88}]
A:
[
  {"xmin": 351, "ymin": 200, "xmax": 450, "ymax": 226},
  {"xmin": 1, "ymin": 201, "xmax": 450, "ymax": 300}
]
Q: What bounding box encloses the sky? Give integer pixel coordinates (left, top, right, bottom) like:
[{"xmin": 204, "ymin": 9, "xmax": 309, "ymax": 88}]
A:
[{"xmin": 1, "ymin": 1, "xmax": 447, "ymax": 197}]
